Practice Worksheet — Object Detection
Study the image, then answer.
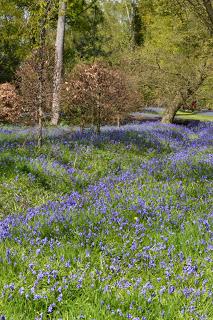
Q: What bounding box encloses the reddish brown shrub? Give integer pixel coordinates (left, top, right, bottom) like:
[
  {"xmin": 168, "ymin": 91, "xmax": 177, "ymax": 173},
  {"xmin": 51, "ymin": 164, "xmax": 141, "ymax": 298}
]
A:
[
  {"xmin": 0, "ymin": 83, "xmax": 22, "ymax": 123},
  {"xmin": 62, "ymin": 62, "xmax": 141, "ymax": 131}
]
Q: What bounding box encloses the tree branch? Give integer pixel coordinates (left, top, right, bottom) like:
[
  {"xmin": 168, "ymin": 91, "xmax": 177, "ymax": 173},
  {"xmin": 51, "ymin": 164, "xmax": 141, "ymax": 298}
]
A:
[
  {"xmin": 203, "ymin": 0, "xmax": 213, "ymax": 28},
  {"xmin": 75, "ymin": 0, "xmax": 98, "ymax": 17}
]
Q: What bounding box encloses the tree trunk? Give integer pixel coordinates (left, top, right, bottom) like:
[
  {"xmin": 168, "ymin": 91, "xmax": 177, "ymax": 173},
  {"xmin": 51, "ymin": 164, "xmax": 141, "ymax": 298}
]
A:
[
  {"xmin": 80, "ymin": 117, "xmax": 85, "ymax": 133},
  {"xmin": 51, "ymin": 1, "xmax": 66, "ymax": 126},
  {"xmin": 203, "ymin": 0, "xmax": 213, "ymax": 34},
  {"xmin": 96, "ymin": 121, "xmax": 101, "ymax": 134},
  {"xmin": 161, "ymin": 104, "xmax": 181, "ymax": 124},
  {"xmin": 37, "ymin": 3, "xmax": 49, "ymax": 147},
  {"xmin": 117, "ymin": 114, "xmax": 121, "ymax": 127},
  {"xmin": 96, "ymin": 92, "xmax": 101, "ymax": 134},
  {"xmin": 37, "ymin": 103, "xmax": 43, "ymax": 147},
  {"xmin": 131, "ymin": 0, "xmax": 143, "ymax": 47}
]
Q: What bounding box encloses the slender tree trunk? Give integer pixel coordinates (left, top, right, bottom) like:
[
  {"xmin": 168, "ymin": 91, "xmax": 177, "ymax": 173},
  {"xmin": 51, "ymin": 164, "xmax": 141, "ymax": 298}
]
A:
[
  {"xmin": 37, "ymin": 8, "xmax": 48, "ymax": 147},
  {"xmin": 96, "ymin": 121, "xmax": 101, "ymax": 134},
  {"xmin": 80, "ymin": 117, "xmax": 85, "ymax": 133},
  {"xmin": 51, "ymin": 0, "xmax": 66, "ymax": 126},
  {"xmin": 117, "ymin": 114, "xmax": 121, "ymax": 127},
  {"xmin": 91, "ymin": 103, "xmax": 96, "ymax": 130},
  {"xmin": 161, "ymin": 104, "xmax": 181, "ymax": 124},
  {"xmin": 37, "ymin": 101, "xmax": 43, "ymax": 147},
  {"xmin": 96, "ymin": 92, "xmax": 101, "ymax": 134}
]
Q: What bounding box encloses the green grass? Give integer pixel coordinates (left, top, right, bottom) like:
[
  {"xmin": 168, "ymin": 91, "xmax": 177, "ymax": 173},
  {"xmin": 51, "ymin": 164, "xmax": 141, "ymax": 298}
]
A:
[{"xmin": 176, "ymin": 111, "xmax": 213, "ymax": 121}]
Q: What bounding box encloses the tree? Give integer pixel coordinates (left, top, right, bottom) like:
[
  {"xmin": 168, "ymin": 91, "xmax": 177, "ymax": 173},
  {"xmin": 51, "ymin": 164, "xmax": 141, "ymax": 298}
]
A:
[
  {"xmin": 51, "ymin": 0, "xmax": 106, "ymax": 125},
  {"xmin": 16, "ymin": 48, "xmax": 54, "ymax": 125},
  {"xmin": 177, "ymin": 0, "xmax": 213, "ymax": 35},
  {"xmin": 155, "ymin": 0, "xmax": 213, "ymax": 34},
  {"xmin": 0, "ymin": 0, "xmax": 57, "ymax": 83},
  {"xmin": 131, "ymin": 0, "xmax": 144, "ymax": 47},
  {"xmin": 51, "ymin": 0, "xmax": 66, "ymax": 126},
  {"xmin": 99, "ymin": 0, "xmax": 145, "ymax": 61},
  {"xmin": 62, "ymin": 62, "xmax": 140, "ymax": 132},
  {"xmin": 68, "ymin": 0, "xmax": 105, "ymax": 60},
  {"xmin": 36, "ymin": 0, "xmax": 53, "ymax": 146},
  {"xmin": 121, "ymin": 0, "xmax": 213, "ymax": 123},
  {"xmin": 14, "ymin": 1, "xmax": 54, "ymax": 143},
  {"xmin": 0, "ymin": 0, "xmax": 31, "ymax": 82},
  {"xmin": 0, "ymin": 0, "xmax": 107, "ymax": 126}
]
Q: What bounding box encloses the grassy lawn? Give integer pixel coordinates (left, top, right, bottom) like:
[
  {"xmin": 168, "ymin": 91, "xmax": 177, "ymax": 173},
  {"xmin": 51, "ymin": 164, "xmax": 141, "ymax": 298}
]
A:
[
  {"xmin": 0, "ymin": 122, "xmax": 212, "ymax": 320},
  {"xmin": 176, "ymin": 111, "xmax": 213, "ymax": 122}
]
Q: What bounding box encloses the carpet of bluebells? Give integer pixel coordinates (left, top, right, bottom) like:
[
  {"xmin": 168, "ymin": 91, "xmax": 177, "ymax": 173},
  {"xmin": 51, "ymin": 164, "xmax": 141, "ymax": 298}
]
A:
[{"xmin": 0, "ymin": 122, "xmax": 212, "ymax": 320}]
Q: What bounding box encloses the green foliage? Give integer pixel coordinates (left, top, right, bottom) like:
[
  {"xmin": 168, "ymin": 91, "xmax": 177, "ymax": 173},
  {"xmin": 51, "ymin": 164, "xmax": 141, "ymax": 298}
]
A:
[
  {"xmin": 0, "ymin": 0, "xmax": 106, "ymax": 81},
  {"xmin": 0, "ymin": 0, "xmax": 58, "ymax": 83},
  {"xmin": 119, "ymin": 0, "xmax": 213, "ymax": 118},
  {"xmin": 0, "ymin": 0, "xmax": 30, "ymax": 82},
  {"xmin": 132, "ymin": 0, "xmax": 145, "ymax": 46},
  {"xmin": 64, "ymin": 0, "xmax": 107, "ymax": 67}
]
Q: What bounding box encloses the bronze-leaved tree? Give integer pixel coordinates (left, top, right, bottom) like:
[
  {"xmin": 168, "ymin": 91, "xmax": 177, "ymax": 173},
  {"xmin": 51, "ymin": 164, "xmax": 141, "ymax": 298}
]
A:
[
  {"xmin": 62, "ymin": 62, "xmax": 140, "ymax": 132},
  {"xmin": 0, "ymin": 83, "xmax": 21, "ymax": 123}
]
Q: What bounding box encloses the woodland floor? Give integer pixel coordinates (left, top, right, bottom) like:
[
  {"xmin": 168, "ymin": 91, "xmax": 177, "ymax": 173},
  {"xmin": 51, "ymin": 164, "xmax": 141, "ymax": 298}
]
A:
[{"xmin": 0, "ymin": 121, "xmax": 212, "ymax": 320}]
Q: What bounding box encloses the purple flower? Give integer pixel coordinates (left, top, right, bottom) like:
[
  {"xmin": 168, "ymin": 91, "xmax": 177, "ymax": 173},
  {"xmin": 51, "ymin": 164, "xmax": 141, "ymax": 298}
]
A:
[
  {"xmin": 103, "ymin": 285, "xmax": 109, "ymax": 292},
  {"xmin": 47, "ymin": 303, "xmax": 56, "ymax": 313},
  {"xmin": 36, "ymin": 248, "xmax": 41, "ymax": 255},
  {"xmin": 6, "ymin": 249, "xmax": 11, "ymax": 264},
  {"xmin": 168, "ymin": 285, "xmax": 175, "ymax": 294},
  {"xmin": 65, "ymin": 260, "xmax": 71, "ymax": 268},
  {"xmin": 159, "ymin": 286, "xmax": 166, "ymax": 295},
  {"xmin": 57, "ymin": 293, "xmax": 63, "ymax": 302},
  {"xmin": 183, "ymin": 264, "xmax": 198, "ymax": 275},
  {"xmin": 19, "ymin": 287, "xmax": 24, "ymax": 295}
]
